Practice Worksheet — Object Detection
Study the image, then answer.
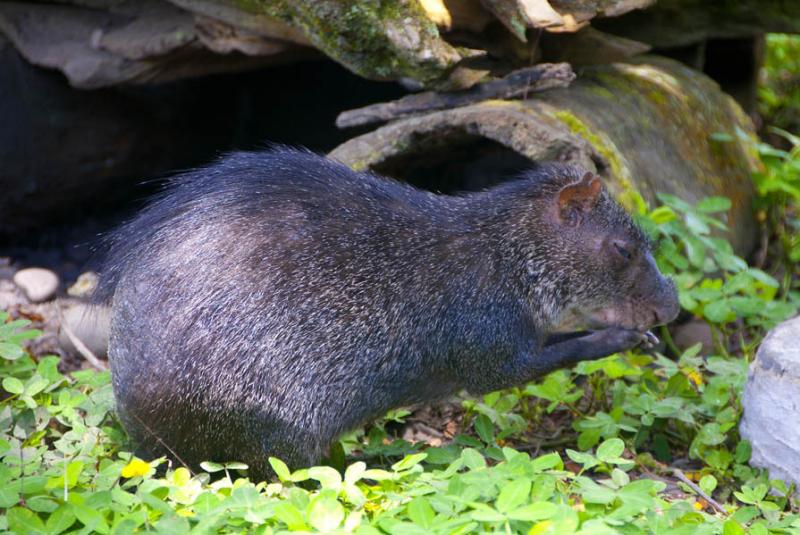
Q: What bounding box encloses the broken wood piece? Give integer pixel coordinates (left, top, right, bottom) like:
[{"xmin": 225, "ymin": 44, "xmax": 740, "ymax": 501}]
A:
[
  {"xmin": 336, "ymin": 62, "xmax": 575, "ymax": 129},
  {"xmin": 480, "ymin": 0, "xmax": 566, "ymax": 40},
  {"xmin": 479, "ymin": 0, "xmax": 653, "ymax": 40}
]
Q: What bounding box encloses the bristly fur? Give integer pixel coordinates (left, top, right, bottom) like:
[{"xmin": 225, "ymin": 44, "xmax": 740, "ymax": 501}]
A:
[{"xmin": 100, "ymin": 147, "xmax": 675, "ymax": 479}]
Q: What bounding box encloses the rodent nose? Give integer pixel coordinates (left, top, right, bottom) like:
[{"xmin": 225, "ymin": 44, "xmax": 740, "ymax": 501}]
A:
[
  {"xmin": 654, "ymin": 279, "xmax": 680, "ymax": 325},
  {"xmin": 654, "ymin": 303, "xmax": 678, "ymax": 325}
]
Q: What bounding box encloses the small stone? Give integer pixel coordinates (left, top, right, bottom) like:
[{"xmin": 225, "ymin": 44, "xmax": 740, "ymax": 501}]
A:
[
  {"xmin": 67, "ymin": 271, "xmax": 99, "ymax": 298},
  {"xmin": 13, "ymin": 268, "xmax": 59, "ymax": 303},
  {"xmin": 740, "ymin": 316, "xmax": 800, "ymax": 486},
  {"xmin": 672, "ymin": 319, "xmax": 714, "ymax": 354},
  {"xmin": 58, "ymin": 302, "xmax": 110, "ymax": 359}
]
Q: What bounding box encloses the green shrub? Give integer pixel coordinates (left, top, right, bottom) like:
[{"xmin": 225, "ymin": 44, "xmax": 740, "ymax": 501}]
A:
[{"xmin": 760, "ymin": 34, "xmax": 800, "ymax": 138}]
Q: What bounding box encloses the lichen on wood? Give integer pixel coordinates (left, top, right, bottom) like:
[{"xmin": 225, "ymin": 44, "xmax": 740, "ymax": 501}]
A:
[{"xmin": 539, "ymin": 55, "xmax": 762, "ymax": 252}]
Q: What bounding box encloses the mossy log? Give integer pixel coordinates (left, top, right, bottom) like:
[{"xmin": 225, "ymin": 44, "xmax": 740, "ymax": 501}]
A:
[
  {"xmin": 165, "ymin": 0, "xmax": 659, "ymax": 87},
  {"xmin": 3, "ymin": 0, "xmax": 798, "ymax": 89},
  {"xmin": 330, "ymin": 55, "xmax": 761, "ymax": 255},
  {"xmin": 169, "ymin": 0, "xmax": 465, "ymax": 88},
  {"xmin": 158, "ymin": 0, "xmax": 800, "ymax": 87}
]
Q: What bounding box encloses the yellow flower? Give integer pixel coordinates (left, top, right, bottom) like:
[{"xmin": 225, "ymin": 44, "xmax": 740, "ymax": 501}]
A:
[
  {"xmin": 686, "ymin": 370, "xmax": 703, "ymax": 387},
  {"xmin": 121, "ymin": 458, "xmax": 151, "ymax": 478},
  {"xmin": 693, "ymin": 501, "xmax": 705, "ymax": 511},
  {"xmin": 363, "ymin": 501, "xmax": 382, "ymax": 514},
  {"xmin": 529, "ymin": 520, "xmax": 552, "ymax": 535}
]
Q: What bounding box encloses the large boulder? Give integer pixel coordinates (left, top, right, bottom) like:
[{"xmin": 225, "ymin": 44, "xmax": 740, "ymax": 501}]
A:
[{"xmin": 740, "ymin": 316, "xmax": 800, "ymax": 486}]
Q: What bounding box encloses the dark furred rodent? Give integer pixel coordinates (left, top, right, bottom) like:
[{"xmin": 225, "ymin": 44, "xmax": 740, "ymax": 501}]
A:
[{"xmin": 98, "ymin": 147, "xmax": 679, "ymax": 479}]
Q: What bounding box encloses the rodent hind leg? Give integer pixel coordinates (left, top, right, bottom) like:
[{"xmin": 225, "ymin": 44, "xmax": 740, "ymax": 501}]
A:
[{"xmin": 253, "ymin": 425, "xmax": 330, "ymax": 477}]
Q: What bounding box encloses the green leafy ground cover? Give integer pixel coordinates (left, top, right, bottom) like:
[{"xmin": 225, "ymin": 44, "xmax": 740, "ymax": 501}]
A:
[{"xmin": 2, "ymin": 37, "xmax": 800, "ymax": 535}]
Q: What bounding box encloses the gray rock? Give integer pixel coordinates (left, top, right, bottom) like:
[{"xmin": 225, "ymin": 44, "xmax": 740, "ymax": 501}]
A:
[
  {"xmin": 673, "ymin": 319, "xmax": 715, "ymax": 355},
  {"xmin": 58, "ymin": 302, "xmax": 110, "ymax": 359},
  {"xmin": 740, "ymin": 316, "xmax": 800, "ymax": 486},
  {"xmin": 13, "ymin": 267, "xmax": 59, "ymax": 303}
]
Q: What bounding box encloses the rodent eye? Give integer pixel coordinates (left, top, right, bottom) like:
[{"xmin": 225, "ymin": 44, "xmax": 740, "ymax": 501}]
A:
[{"xmin": 613, "ymin": 241, "xmax": 632, "ymax": 261}]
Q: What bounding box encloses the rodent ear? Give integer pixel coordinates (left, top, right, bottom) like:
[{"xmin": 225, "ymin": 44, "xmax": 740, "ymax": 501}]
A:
[{"xmin": 557, "ymin": 172, "xmax": 602, "ymax": 225}]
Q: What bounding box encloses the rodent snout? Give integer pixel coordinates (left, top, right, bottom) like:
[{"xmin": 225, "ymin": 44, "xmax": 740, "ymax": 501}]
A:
[{"xmin": 652, "ymin": 277, "xmax": 680, "ymax": 325}]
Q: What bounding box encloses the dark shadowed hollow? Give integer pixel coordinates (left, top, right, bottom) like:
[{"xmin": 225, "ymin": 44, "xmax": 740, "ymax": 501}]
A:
[{"xmin": 373, "ymin": 136, "xmax": 535, "ymax": 194}]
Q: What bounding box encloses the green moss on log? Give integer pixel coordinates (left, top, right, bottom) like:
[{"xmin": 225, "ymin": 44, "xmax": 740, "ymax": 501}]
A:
[
  {"xmin": 538, "ymin": 56, "xmax": 760, "ymax": 252},
  {"xmin": 587, "ymin": 58, "xmax": 761, "ymax": 211},
  {"xmin": 551, "ymin": 110, "xmax": 641, "ymax": 211},
  {"xmin": 235, "ymin": 0, "xmax": 461, "ymax": 86}
]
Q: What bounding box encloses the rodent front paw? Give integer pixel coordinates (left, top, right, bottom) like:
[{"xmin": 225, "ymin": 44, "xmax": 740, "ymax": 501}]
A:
[
  {"xmin": 641, "ymin": 330, "xmax": 659, "ymax": 349},
  {"xmin": 588, "ymin": 327, "xmax": 657, "ymax": 353}
]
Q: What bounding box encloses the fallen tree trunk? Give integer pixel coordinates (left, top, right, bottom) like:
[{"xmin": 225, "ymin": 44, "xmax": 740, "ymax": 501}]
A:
[{"xmin": 330, "ymin": 55, "xmax": 761, "ymax": 255}]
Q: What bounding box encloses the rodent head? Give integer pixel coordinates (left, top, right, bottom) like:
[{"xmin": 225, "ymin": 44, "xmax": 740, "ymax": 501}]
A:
[{"xmin": 514, "ymin": 165, "xmax": 680, "ymax": 333}]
